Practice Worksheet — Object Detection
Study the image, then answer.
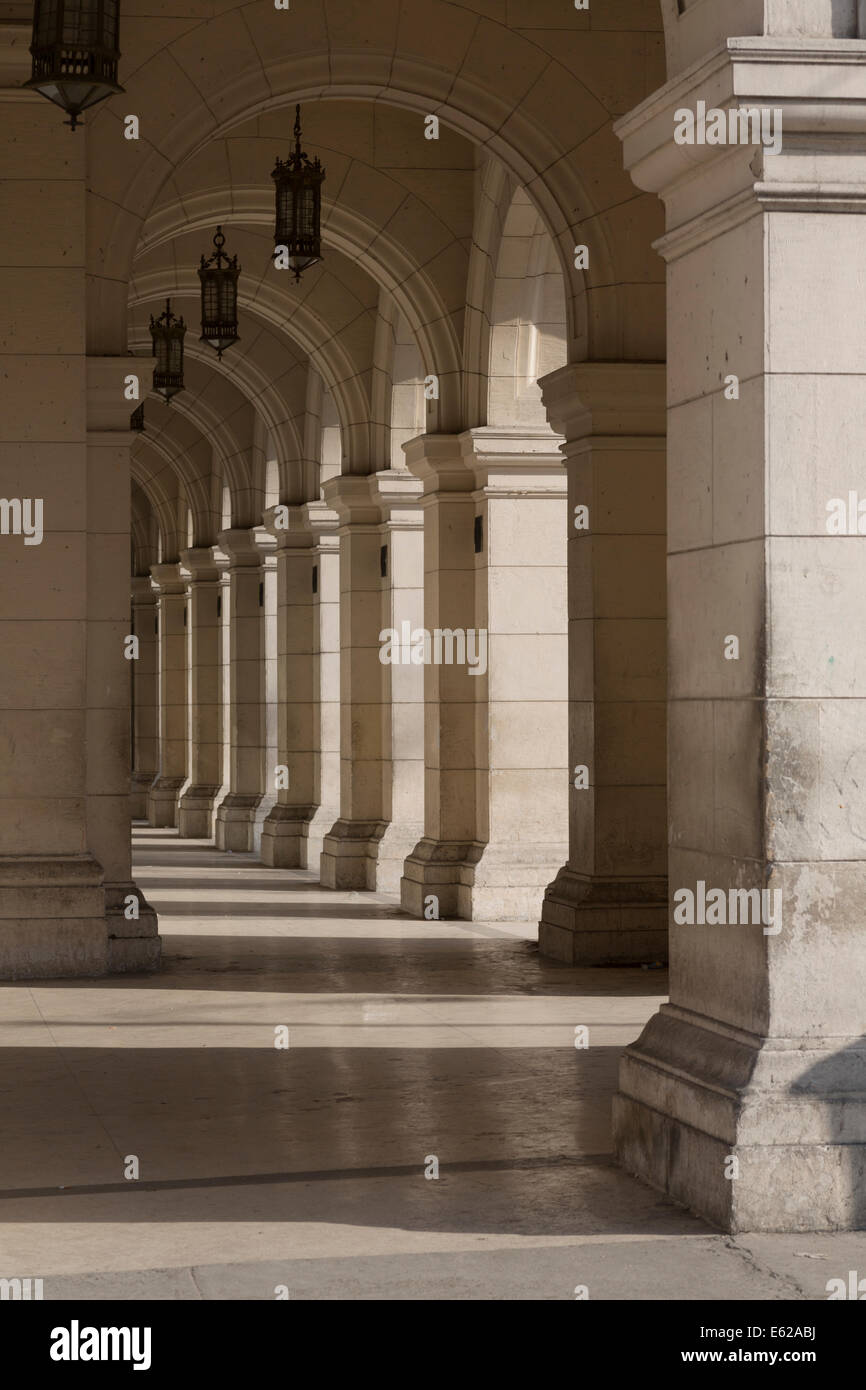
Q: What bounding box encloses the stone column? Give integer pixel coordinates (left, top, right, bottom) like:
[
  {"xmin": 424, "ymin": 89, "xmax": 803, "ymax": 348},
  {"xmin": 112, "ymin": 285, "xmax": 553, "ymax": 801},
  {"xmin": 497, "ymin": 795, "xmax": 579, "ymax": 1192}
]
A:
[
  {"xmin": 260, "ymin": 502, "xmax": 340, "ymax": 869},
  {"xmin": 319, "ymin": 474, "xmax": 424, "ymax": 891},
  {"xmin": 400, "ymin": 437, "xmax": 478, "ymax": 917},
  {"xmin": 613, "ymin": 43, "xmax": 866, "ymax": 1230},
  {"xmin": 147, "ymin": 563, "xmax": 188, "ymax": 828},
  {"xmin": 537, "ymin": 365, "xmax": 667, "ymax": 963},
  {"xmin": 254, "ymin": 532, "xmax": 279, "ymax": 855},
  {"xmin": 0, "ymin": 60, "xmax": 156, "ymax": 977},
  {"xmin": 87, "ymin": 362, "xmax": 160, "ymax": 968},
  {"xmin": 177, "ymin": 547, "xmax": 222, "ymax": 838},
  {"xmin": 462, "ymin": 426, "xmax": 569, "ymax": 920},
  {"xmin": 130, "ymin": 578, "xmax": 158, "ymax": 819},
  {"xmin": 214, "ymin": 529, "xmax": 265, "ymax": 852},
  {"xmin": 374, "ymin": 472, "xmax": 425, "ymax": 895},
  {"xmin": 312, "ymin": 507, "xmax": 341, "ymax": 872}
]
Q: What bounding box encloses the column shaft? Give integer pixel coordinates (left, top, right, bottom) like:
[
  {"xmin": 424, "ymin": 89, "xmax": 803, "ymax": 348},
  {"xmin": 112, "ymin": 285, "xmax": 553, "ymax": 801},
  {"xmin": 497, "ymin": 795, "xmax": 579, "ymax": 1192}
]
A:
[
  {"xmin": 147, "ymin": 564, "xmax": 188, "ymax": 828},
  {"xmin": 539, "ymin": 365, "xmax": 668, "ymax": 962},
  {"xmin": 130, "ymin": 577, "xmax": 158, "ymax": 819},
  {"xmin": 177, "ymin": 549, "xmax": 222, "ymax": 838}
]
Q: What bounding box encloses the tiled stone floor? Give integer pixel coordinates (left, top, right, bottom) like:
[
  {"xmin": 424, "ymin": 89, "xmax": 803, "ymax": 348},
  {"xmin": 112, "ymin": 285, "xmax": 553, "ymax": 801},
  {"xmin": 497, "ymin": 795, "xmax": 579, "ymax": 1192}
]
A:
[{"xmin": 0, "ymin": 829, "xmax": 862, "ymax": 1300}]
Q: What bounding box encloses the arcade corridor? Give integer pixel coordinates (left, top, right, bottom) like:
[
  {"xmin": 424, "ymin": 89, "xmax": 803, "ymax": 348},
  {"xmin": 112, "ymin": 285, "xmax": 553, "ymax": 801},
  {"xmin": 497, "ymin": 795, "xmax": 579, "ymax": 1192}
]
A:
[{"xmin": 0, "ymin": 831, "xmax": 856, "ymax": 1299}]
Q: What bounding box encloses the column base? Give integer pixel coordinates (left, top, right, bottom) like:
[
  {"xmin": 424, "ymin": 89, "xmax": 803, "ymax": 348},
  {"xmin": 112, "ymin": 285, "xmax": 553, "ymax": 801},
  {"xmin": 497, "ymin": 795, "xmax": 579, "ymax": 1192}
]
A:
[
  {"xmin": 376, "ymin": 822, "xmax": 425, "ymax": 898},
  {"xmin": 539, "ymin": 865, "xmax": 668, "ymax": 964},
  {"xmin": 260, "ymin": 803, "xmax": 338, "ymax": 871},
  {"xmin": 252, "ymin": 793, "xmax": 278, "ymax": 858},
  {"xmin": 400, "ymin": 837, "xmax": 479, "ymax": 918},
  {"xmin": 613, "ymin": 1005, "xmax": 866, "ymax": 1232},
  {"xmin": 147, "ymin": 776, "xmax": 185, "ymax": 829},
  {"xmin": 400, "ymin": 837, "xmax": 569, "ymax": 921},
  {"xmin": 104, "ymin": 881, "xmax": 161, "ymax": 972},
  {"xmin": 320, "ymin": 819, "xmax": 386, "ymax": 890},
  {"xmin": 0, "ymin": 854, "xmax": 106, "ymax": 979},
  {"xmin": 214, "ymin": 793, "xmax": 262, "ymax": 852},
  {"xmin": 177, "ymin": 784, "xmax": 221, "ymax": 839},
  {"xmin": 130, "ymin": 773, "xmax": 154, "ymax": 820}
]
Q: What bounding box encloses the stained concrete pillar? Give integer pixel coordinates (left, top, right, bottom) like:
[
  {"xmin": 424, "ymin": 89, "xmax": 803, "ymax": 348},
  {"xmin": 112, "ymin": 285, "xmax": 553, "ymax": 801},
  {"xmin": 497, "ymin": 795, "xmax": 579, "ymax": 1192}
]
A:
[
  {"xmin": 214, "ymin": 529, "xmax": 265, "ymax": 852},
  {"xmin": 177, "ymin": 547, "xmax": 222, "ymax": 838},
  {"xmin": 320, "ymin": 472, "xmax": 423, "ymax": 891},
  {"xmin": 400, "ymin": 437, "xmax": 478, "ymax": 917},
  {"xmin": 462, "ymin": 426, "xmax": 569, "ymax": 920},
  {"xmin": 613, "ymin": 44, "xmax": 866, "ymax": 1230},
  {"xmin": 130, "ymin": 578, "xmax": 158, "ymax": 819},
  {"xmin": 537, "ymin": 364, "xmax": 668, "ymax": 963},
  {"xmin": 260, "ymin": 502, "xmax": 340, "ymax": 870},
  {"xmin": 147, "ymin": 563, "xmax": 188, "ymax": 828}
]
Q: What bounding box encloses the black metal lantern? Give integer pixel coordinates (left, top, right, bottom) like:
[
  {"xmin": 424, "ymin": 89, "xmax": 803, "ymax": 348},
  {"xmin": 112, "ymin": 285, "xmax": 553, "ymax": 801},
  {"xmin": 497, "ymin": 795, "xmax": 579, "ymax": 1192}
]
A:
[
  {"xmin": 26, "ymin": 0, "xmax": 124, "ymax": 131},
  {"xmin": 149, "ymin": 299, "xmax": 186, "ymax": 404},
  {"xmin": 271, "ymin": 104, "xmax": 325, "ymax": 283},
  {"xmin": 130, "ymin": 403, "xmax": 145, "ymax": 431},
  {"xmin": 198, "ymin": 226, "xmax": 240, "ymax": 360}
]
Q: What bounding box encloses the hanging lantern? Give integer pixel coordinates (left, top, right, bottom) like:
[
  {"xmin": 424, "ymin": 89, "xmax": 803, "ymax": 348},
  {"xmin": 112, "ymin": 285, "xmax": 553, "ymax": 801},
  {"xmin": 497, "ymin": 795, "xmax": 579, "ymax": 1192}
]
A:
[
  {"xmin": 26, "ymin": 0, "xmax": 124, "ymax": 131},
  {"xmin": 198, "ymin": 226, "xmax": 240, "ymax": 360},
  {"xmin": 130, "ymin": 403, "xmax": 145, "ymax": 432},
  {"xmin": 149, "ymin": 299, "xmax": 186, "ymax": 404},
  {"xmin": 271, "ymin": 104, "xmax": 325, "ymax": 283}
]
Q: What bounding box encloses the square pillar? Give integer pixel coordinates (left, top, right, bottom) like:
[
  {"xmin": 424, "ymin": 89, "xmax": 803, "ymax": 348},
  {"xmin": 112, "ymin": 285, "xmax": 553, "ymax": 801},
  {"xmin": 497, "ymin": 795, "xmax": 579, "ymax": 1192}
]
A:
[
  {"xmin": 538, "ymin": 364, "xmax": 668, "ymax": 962},
  {"xmin": 613, "ymin": 42, "xmax": 866, "ymax": 1230},
  {"xmin": 130, "ymin": 576, "xmax": 158, "ymax": 819},
  {"xmin": 87, "ymin": 359, "xmax": 159, "ymax": 970},
  {"xmin": 260, "ymin": 502, "xmax": 341, "ymax": 869},
  {"xmin": 214, "ymin": 529, "xmax": 266, "ymax": 852},
  {"xmin": 320, "ymin": 472, "xmax": 424, "ymax": 891},
  {"xmin": 177, "ymin": 548, "xmax": 222, "ymax": 838},
  {"xmin": 400, "ymin": 437, "xmax": 479, "ymax": 917},
  {"xmin": 460, "ymin": 426, "xmax": 570, "ymax": 920},
  {"xmin": 0, "ymin": 81, "xmax": 108, "ymax": 978},
  {"xmin": 147, "ymin": 563, "xmax": 188, "ymax": 828}
]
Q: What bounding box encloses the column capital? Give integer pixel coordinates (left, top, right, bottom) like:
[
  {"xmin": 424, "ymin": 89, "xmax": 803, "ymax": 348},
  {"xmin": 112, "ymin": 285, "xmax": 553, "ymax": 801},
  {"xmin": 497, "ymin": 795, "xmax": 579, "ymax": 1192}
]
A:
[
  {"xmin": 322, "ymin": 471, "xmax": 423, "ymax": 527},
  {"xmin": 616, "ymin": 39, "xmax": 866, "ymax": 259},
  {"xmin": 150, "ymin": 563, "xmax": 186, "ymax": 596},
  {"xmin": 218, "ymin": 528, "xmax": 261, "ymax": 566},
  {"xmin": 540, "ymin": 362, "xmax": 666, "ymax": 441},
  {"xmin": 304, "ymin": 499, "xmax": 340, "ymax": 543},
  {"xmin": 131, "ymin": 576, "xmax": 156, "ymax": 604},
  {"xmin": 460, "ymin": 425, "xmax": 566, "ymax": 496},
  {"xmin": 402, "ymin": 433, "xmax": 474, "ymax": 496},
  {"xmin": 87, "ymin": 356, "xmax": 141, "ymax": 434},
  {"xmin": 180, "ymin": 547, "xmax": 220, "ymax": 583}
]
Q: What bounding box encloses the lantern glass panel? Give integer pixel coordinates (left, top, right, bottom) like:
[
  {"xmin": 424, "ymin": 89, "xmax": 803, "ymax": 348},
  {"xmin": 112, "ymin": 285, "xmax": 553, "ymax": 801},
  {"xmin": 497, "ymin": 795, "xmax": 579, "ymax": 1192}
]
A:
[
  {"xmin": 202, "ymin": 278, "xmax": 220, "ymax": 325},
  {"xmin": 169, "ymin": 337, "xmax": 183, "ymax": 375},
  {"xmin": 219, "ymin": 278, "xmax": 237, "ymax": 320},
  {"xmin": 35, "ymin": 0, "xmax": 59, "ymax": 45},
  {"xmin": 298, "ymin": 185, "xmax": 316, "ymax": 239},
  {"xmin": 277, "ymin": 185, "xmax": 293, "ymax": 243}
]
